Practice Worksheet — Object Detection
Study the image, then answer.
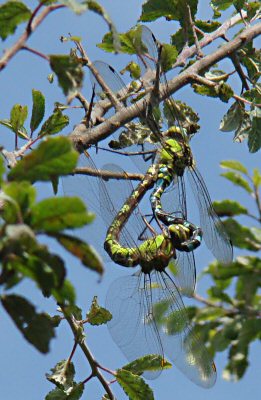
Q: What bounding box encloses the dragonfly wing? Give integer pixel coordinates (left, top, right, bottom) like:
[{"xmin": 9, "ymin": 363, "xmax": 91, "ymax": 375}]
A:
[
  {"xmin": 187, "ymin": 167, "xmax": 233, "ymax": 264},
  {"xmin": 172, "ymin": 252, "xmax": 196, "ymax": 297},
  {"xmin": 156, "ymin": 272, "xmax": 217, "ymax": 388},
  {"xmin": 106, "ymin": 272, "xmax": 165, "ymax": 379}
]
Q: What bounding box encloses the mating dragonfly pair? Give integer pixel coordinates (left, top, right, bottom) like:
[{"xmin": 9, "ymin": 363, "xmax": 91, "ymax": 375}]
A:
[{"xmin": 65, "ymin": 25, "xmax": 233, "ymax": 387}]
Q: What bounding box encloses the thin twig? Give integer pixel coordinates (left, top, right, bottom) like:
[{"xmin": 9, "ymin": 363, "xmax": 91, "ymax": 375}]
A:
[
  {"xmin": 187, "ymin": 4, "xmax": 204, "ymax": 58},
  {"xmin": 21, "ymin": 45, "xmax": 50, "ymax": 61},
  {"xmin": 74, "ymin": 166, "xmax": 143, "ymax": 181},
  {"xmin": 0, "ymin": 4, "xmax": 64, "ymax": 71},
  {"xmin": 60, "ymin": 305, "xmax": 115, "ymax": 400}
]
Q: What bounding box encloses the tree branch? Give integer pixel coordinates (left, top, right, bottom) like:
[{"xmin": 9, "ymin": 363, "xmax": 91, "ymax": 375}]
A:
[
  {"xmin": 0, "ymin": 4, "xmax": 64, "ymax": 71},
  {"xmin": 61, "ymin": 306, "xmax": 116, "ymax": 400},
  {"xmin": 69, "ymin": 22, "xmax": 261, "ymax": 150}
]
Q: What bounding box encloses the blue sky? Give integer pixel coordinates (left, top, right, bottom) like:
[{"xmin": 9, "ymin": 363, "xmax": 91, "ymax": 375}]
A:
[{"xmin": 0, "ymin": 1, "xmax": 260, "ymax": 399}]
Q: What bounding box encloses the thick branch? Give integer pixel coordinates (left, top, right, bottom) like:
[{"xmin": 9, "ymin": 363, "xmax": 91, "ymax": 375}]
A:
[
  {"xmin": 70, "ymin": 22, "xmax": 261, "ymax": 150},
  {"xmin": 0, "ymin": 4, "xmax": 64, "ymax": 71}
]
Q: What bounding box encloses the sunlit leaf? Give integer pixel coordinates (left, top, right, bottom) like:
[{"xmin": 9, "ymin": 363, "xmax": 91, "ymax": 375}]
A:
[
  {"xmin": 253, "ymin": 168, "xmax": 261, "ymax": 188},
  {"xmin": 86, "ymin": 296, "xmax": 112, "ymax": 325},
  {"xmin": 39, "ymin": 109, "xmax": 69, "ymax": 136},
  {"xmin": 123, "ymin": 355, "xmax": 171, "ymax": 375},
  {"xmin": 140, "ymin": 0, "xmax": 198, "ymax": 24},
  {"xmin": 10, "ymin": 104, "xmax": 28, "ymax": 133},
  {"xmin": 220, "ymin": 102, "xmax": 244, "ymax": 132},
  {"xmin": 0, "ymin": 1, "xmax": 31, "ymax": 40},
  {"xmin": 213, "ymin": 199, "xmax": 248, "ymax": 217},
  {"xmin": 0, "ymin": 118, "xmax": 28, "ymax": 139},
  {"xmin": 192, "ymin": 82, "xmax": 233, "ymax": 103},
  {"xmin": 8, "ymin": 137, "xmax": 78, "ymax": 183},
  {"xmin": 30, "ymin": 89, "xmax": 45, "ymax": 133},
  {"xmin": 46, "ymin": 360, "xmax": 75, "ymax": 390},
  {"xmin": 220, "ymin": 160, "xmax": 248, "ymax": 174},
  {"xmin": 116, "ymin": 369, "xmax": 154, "ymax": 400},
  {"xmin": 223, "ymin": 219, "xmax": 261, "ymax": 251},
  {"xmin": 248, "ymin": 107, "xmax": 261, "ymax": 153},
  {"xmin": 45, "ymin": 383, "xmax": 84, "ymax": 400},
  {"xmin": 30, "ymin": 197, "xmax": 93, "ymax": 232},
  {"xmin": 220, "ymin": 171, "xmax": 252, "ymax": 193},
  {"xmin": 1, "ymin": 294, "xmax": 55, "ymax": 353}
]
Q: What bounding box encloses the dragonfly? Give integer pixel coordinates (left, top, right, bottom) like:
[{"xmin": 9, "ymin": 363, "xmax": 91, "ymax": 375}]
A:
[
  {"xmin": 63, "ymin": 155, "xmax": 216, "ymax": 386},
  {"xmin": 100, "ymin": 162, "xmax": 217, "ymax": 387},
  {"xmin": 89, "ymin": 24, "xmax": 233, "ymax": 267}
]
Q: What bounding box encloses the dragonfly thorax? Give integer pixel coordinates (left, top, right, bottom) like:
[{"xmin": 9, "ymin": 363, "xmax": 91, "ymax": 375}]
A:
[{"xmin": 139, "ymin": 235, "xmax": 175, "ymax": 274}]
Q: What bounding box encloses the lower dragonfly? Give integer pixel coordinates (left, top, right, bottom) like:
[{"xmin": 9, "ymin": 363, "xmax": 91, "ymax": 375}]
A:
[
  {"xmin": 89, "ymin": 25, "xmax": 233, "ymax": 266},
  {"xmin": 100, "ymin": 162, "xmax": 216, "ymax": 387}
]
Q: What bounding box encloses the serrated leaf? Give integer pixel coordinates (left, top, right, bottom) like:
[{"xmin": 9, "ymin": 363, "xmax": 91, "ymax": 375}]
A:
[
  {"xmin": 30, "ymin": 89, "xmax": 45, "ymax": 133},
  {"xmin": 140, "ymin": 0, "xmax": 198, "ymax": 24},
  {"xmin": 39, "ymin": 109, "xmax": 69, "ymax": 136},
  {"xmin": 212, "ymin": 199, "xmax": 248, "ymax": 217},
  {"xmin": 220, "ymin": 102, "xmax": 244, "ymax": 132},
  {"xmin": 59, "ymin": 0, "xmax": 87, "ymax": 14},
  {"xmin": 223, "ymin": 219, "xmax": 261, "ymax": 251},
  {"xmin": 50, "ymin": 55, "xmax": 84, "ymax": 96},
  {"xmin": 30, "ymin": 197, "xmax": 93, "ymax": 232},
  {"xmin": 220, "ymin": 171, "xmax": 252, "ymax": 193},
  {"xmin": 123, "ymin": 355, "xmax": 171, "ymax": 375},
  {"xmin": 0, "ymin": 1, "xmax": 31, "ymax": 40},
  {"xmin": 1, "ymin": 294, "xmax": 55, "ymax": 353},
  {"xmin": 54, "ymin": 233, "xmax": 104, "ymax": 274},
  {"xmin": 220, "ymin": 160, "xmax": 248, "ymax": 174},
  {"xmin": 192, "ymin": 82, "xmax": 233, "ymax": 103},
  {"xmin": 45, "ymin": 383, "xmax": 84, "ymax": 400},
  {"xmin": 116, "ymin": 369, "xmax": 154, "ymax": 400},
  {"xmin": 46, "ymin": 360, "xmax": 75, "ymax": 390},
  {"xmin": 86, "ymin": 296, "xmax": 112, "ymax": 325},
  {"xmin": 8, "ymin": 136, "xmax": 78, "ymax": 183},
  {"xmin": 10, "ymin": 104, "xmax": 28, "ymax": 133}
]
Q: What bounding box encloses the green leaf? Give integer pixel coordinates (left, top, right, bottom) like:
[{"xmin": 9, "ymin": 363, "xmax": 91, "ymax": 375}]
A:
[
  {"xmin": 220, "ymin": 102, "xmax": 244, "ymax": 132},
  {"xmin": 210, "ymin": 0, "xmax": 233, "ymax": 18},
  {"xmin": 46, "ymin": 360, "xmax": 75, "ymax": 390},
  {"xmin": 220, "ymin": 160, "xmax": 248, "ymax": 174},
  {"xmin": 1, "ymin": 294, "xmax": 55, "ymax": 353},
  {"xmin": 248, "ymin": 107, "xmax": 261, "ymax": 153},
  {"xmin": 30, "ymin": 197, "xmax": 93, "ymax": 232},
  {"xmin": 160, "ymin": 43, "xmax": 178, "ymax": 72},
  {"xmin": 54, "ymin": 233, "xmax": 104, "ymax": 274},
  {"xmin": 30, "ymin": 89, "xmax": 45, "ymax": 133},
  {"xmin": 212, "ymin": 199, "xmax": 248, "ymax": 217},
  {"xmin": 253, "ymin": 168, "xmax": 261, "ymax": 188},
  {"xmin": 86, "ymin": 296, "xmax": 112, "ymax": 325},
  {"xmin": 211, "ymin": 330, "xmax": 231, "ymax": 352},
  {"xmin": 220, "ymin": 171, "xmax": 252, "ymax": 193},
  {"xmin": 2, "ymin": 181, "xmax": 36, "ymax": 222},
  {"xmin": 223, "ymin": 219, "xmax": 261, "ymax": 251},
  {"xmin": 192, "ymin": 82, "xmax": 233, "ymax": 103},
  {"xmin": 8, "ymin": 136, "xmax": 79, "ymax": 183},
  {"xmin": 116, "ymin": 369, "xmax": 154, "ymax": 400},
  {"xmin": 140, "ymin": 0, "xmax": 198, "ymax": 24},
  {"xmin": 10, "ymin": 104, "xmax": 28, "ymax": 133},
  {"xmin": 123, "ymin": 355, "xmax": 171, "ymax": 375},
  {"xmin": 50, "ymin": 55, "xmax": 84, "ymax": 96},
  {"xmin": 207, "ymin": 286, "xmax": 233, "ymax": 304},
  {"xmin": 39, "ymin": 109, "xmax": 69, "ymax": 136},
  {"xmin": 53, "ymin": 280, "xmax": 76, "ymax": 305},
  {"xmin": 45, "ymin": 383, "xmax": 84, "ymax": 400},
  {"xmin": 0, "ymin": 1, "xmax": 31, "ymax": 40},
  {"xmin": 0, "ymin": 118, "xmax": 28, "ymax": 139},
  {"xmin": 0, "ymin": 156, "xmax": 4, "ymax": 186}
]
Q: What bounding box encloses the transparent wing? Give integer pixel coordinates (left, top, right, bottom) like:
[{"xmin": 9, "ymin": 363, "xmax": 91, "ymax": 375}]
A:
[
  {"xmin": 187, "ymin": 167, "xmax": 233, "ymax": 264},
  {"xmin": 157, "ymin": 271, "xmax": 217, "ymax": 387},
  {"xmin": 106, "ymin": 270, "xmax": 216, "ymax": 386},
  {"xmin": 173, "ymin": 252, "xmax": 196, "ymax": 297},
  {"xmin": 106, "ymin": 272, "xmax": 165, "ymax": 379}
]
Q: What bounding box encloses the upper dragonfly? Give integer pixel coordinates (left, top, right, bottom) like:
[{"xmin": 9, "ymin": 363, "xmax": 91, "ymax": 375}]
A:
[{"xmin": 89, "ymin": 24, "xmax": 233, "ymax": 266}]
